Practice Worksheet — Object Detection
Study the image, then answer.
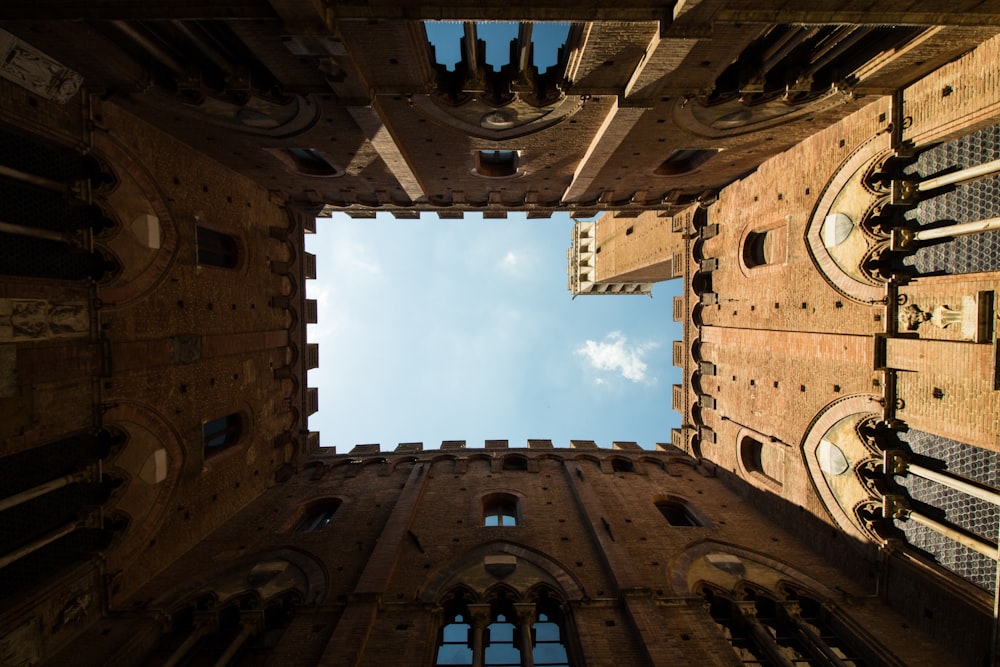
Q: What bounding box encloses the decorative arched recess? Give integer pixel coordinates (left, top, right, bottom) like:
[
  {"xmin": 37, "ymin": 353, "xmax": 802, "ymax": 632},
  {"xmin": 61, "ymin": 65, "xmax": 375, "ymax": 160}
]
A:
[
  {"xmin": 672, "ymin": 89, "xmax": 848, "ymax": 139},
  {"xmin": 737, "ymin": 219, "xmax": 790, "ymax": 278},
  {"xmin": 419, "ymin": 540, "xmax": 586, "ymax": 604},
  {"xmin": 800, "ymin": 395, "xmax": 884, "ymax": 543},
  {"xmin": 674, "ymin": 539, "xmax": 906, "ymax": 667},
  {"xmin": 669, "ymin": 539, "xmax": 840, "ymax": 600},
  {"xmin": 411, "ymin": 95, "xmax": 585, "ymax": 141},
  {"xmin": 162, "ymin": 93, "xmax": 321, "ymax": 139},
  {"xmin": 102, "ymin": 401, "xmax": 186, "ymax": 593},
  {"xmin": 149, "ymin": 547, "xmax": 329, "ymax": 611},
  {"xmin": 91, "ymin": 132, "xmax": 180, "ymax": 308},
  {"xmin": 735, "ymin": 427, "xmax": 784, "ymax": 493},
  {"xmin": 804, "ymin": 135, "xmax": 893, "ymax": 305}
]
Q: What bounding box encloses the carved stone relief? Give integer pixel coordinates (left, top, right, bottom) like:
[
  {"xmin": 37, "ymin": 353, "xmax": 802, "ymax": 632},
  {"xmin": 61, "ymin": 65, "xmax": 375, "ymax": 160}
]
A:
[
  {"xmin": 0, "ymin": 299, "xmax": 89, "ymax": 342},
  {"xmin": 897, "ymin": 293, "xmax": 991, "ymax": 341},
  {"xmin": 0, "ymin": 28, "xmax": 82, "ymax": 103}
]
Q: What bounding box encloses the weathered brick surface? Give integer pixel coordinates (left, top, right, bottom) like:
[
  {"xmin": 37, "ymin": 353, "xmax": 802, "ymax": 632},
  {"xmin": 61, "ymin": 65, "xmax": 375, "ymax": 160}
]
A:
[
  {"xmin": 594, "ymin": 210, "xmax": 679, "ymax": 284},
  {"xmin": 59, "ymin": 448, "xmax": 967, "ymax": 667}
]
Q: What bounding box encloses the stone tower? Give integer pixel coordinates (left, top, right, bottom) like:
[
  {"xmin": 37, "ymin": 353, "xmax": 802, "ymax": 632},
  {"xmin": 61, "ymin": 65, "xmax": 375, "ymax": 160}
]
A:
[{"xmin": 568, "ymin": 211, "xmax": 685, "ymax": 296}]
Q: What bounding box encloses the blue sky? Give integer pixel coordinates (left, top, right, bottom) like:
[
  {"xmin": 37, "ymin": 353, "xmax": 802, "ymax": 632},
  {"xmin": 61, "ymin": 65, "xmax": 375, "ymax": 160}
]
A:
[
  {"xmin": 425, "ymin": 21, "xmax": 570, "ymax": 73},
  {"xmin": 305, "ymin": 212, "xmax": 683, "ymax": 452}
]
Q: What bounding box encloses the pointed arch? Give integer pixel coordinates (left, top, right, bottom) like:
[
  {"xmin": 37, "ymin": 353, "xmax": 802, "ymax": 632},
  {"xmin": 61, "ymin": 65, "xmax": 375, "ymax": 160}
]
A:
[{"xmin": 419, "ymin": 540, "xmax": 586, "ymax": 604}]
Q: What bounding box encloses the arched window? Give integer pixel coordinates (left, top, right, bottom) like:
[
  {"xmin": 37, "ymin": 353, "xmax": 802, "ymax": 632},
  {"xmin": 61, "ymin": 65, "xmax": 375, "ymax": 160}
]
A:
[
  {"xmin": 654, "ymin": 149, "xmax": 718, "ymax": 176},
  {"xmin": 0, "ymin": 429, "xmax": 125, "ymax": 600},
  {"xmin": 196, "ymin": 226, "xmax": 239, "ymax": 268},
  {"xmin": 475, "ymin": 150, "xmax": 519, "ymax": 177},
  {"xmin": 703, "ymin": 588, "xmax": 871, "ymax": 666},
  {"xmin": 435, "ymin": 591, "xmax": 574, "ymax": 667},
  {"xmin": 283, "ymin": 147, "xmax": 341, "ymax": 176},
  {"xmin": 483, "ymin": 493, "xmax": 519, "ymax": 526},
  {"xmin": 436, "ymin": 612, "xmax": 474, "ymax": 665},
  {"xmin": 742, "ymin": 227, "xmax": 787, "ymax": 268},
  {"xmin": 611, "ymin": 458, "xmax": 634, "ymax": 473},
  {"xmin": 656, "ymin": 500, "xmax": 701, "ymax": 527},
  {"xmin": 533, "ymin": 594, "xmax": 572, "ymax": 667},
  {"xmin": 484, "ymin": 612, "xmax": 521, "ymax": 666},
  {"xmin": 502, "ymin": 456, "xmax": 528, "ymax": 472},
  {"xmin": 203, "ymin": 413, "xmax": 242, "ymax": 454},
  {"xmin": 740, "ymin": 436, "xmax": 783, "ymax": 488},
  {"xmin": 296, "ymin": 499, "xmax": 341, "ymax": 532}
]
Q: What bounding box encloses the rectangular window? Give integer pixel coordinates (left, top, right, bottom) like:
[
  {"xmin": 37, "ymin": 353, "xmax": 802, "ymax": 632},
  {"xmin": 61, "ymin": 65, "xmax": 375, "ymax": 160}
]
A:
[{"xmin": 196, "ymin": 226, "xmax": 239, "ymax": 268}]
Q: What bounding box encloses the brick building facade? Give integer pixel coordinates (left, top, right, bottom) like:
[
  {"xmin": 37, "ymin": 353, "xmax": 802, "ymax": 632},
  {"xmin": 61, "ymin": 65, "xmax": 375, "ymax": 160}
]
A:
[{"xmin": 1, "ymin": 1, "xmax": 999, "ymax": 665}]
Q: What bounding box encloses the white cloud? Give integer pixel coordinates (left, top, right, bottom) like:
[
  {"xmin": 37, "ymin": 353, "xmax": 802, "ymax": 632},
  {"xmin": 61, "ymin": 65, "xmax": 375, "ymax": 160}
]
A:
[
  {"xmin": 497, "ymin": 247, "xmax": 536, "ymax": 277},
  {"xmin": 331, "ymin": 238, "xmax": 382, "ymax": 276},
  {"xmin": 575, "ymin": 331, "xmax": 658, "ymax": 383}
]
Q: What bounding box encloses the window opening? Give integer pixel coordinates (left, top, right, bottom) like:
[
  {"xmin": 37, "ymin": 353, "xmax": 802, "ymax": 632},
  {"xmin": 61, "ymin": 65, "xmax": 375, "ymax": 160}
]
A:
[
  {"xmin": 531, "ymin": 23, "xmax": 570, "ymax": 73},
  {"xmin": 476, "ymin": 150, "xmax": 519, "ymax": 178},
  {"xmin": 704, "ymin": 590, "xmax": 773, "ymax": 665},
  {"xmin": 475, "ymin": 22, "xmax": 519, "ymax": 70},
  {"xmin": 483, "ymin": 494, "xmax": 519, "ymax": 526},
  {"xmin": 740, "ymin": 436, "xmax": 783, "ymax": 487},
  {"xmin": 296, "ymin": 499, "xmax": 341, "ymax": 532},
  {"xmin": 283, "ymin": 147, "xmax": 340, "ymax": 177},
  {"xmin": 196, "ymin": 226, "xmax": 239, "ymax": 268},
  {"xmin": 655, "ymin": 149, "xmax": 718, "ymax": 176},
  {"xmin": 436, "ymin": 613, "xmax": 474, "ymax": 666},
  {"xmin": 656, "ymin": 500, "xmax": 700, "ymax": 527},
  {"xmin": 743, "ymin": 228, "xmax": 787, "ymax": 268},
  {"xmin": 435, "ymin": 592, "xmax": 574, "ymax": 667},
  {"xmin": 484, "ymin": 613, "xmax": 521, "ymax": 667},
  {"xmin": 533, "ymin": 613, "xmax": 570, "ymax": 667},
  {"xmin": 503, "ymin": 456, "xmax": 528, "ymax": 471},
  {"xmin": 426, "ymin": 21, "xmax": 465, "ymax": 72},
  {"xmin": 203, "ymin": 413, "xmax": 242, "ymax": 452},
  {"xmin": 611, "ymin": 458, "xmax": 634, "ymax": 473}
]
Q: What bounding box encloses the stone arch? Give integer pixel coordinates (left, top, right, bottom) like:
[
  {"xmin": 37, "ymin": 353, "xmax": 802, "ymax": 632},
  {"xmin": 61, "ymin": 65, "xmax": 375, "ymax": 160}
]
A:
[
  {"xmin": 800, "ymin": 395, "xmax": 883, "ymax": 543},
  {"xmin": 501, "ymin": 453, "xmax": 529, "ymax": 471},
  {"xmin": 101, "ymin": 401, "xmax": 186, "ymax": 582},
  {"xmin": 735, "ymin": 428, "xmax": 784, "ymax": 493},
  {"xmin": 482, "ymin": 581, "xmax": 523, "ymax": 603},
  {"xmin": 804, "ymin": 135, "xmax": 893, "ymax": 304},
  {"xmin": 158, "ymin": 92, "xmax": 321, "ymax": 139},
  {"xmin": 652, "ymin": 493, "xmax": 714, "ymax": 528},
  {"xmin": 737, "ymin": 221, "xmax": 789, "ymax": 278},
  {"xmin": 91, "ymin": 132, "xmax": 181, "ymax": 308},
  {"xmin": 638, "ymin": 456, "xmax": 667, "ymax": 473},
  {"xmin": 392, "ymin": 456, "xmax": 420, "ymax": 471},
  {"xmin": 152, "ymin": 547, "xmax": 328, "ymax": 611},
  {"xmin": 283, "ymin": 495, "xmax": 347, "ymax": 533},
  {"xmin": 669, "ymin": 539, "xmax": 840, "ymax": 600},
  {"xmin": 609, "ymin": 456, "xmax": 635, "ymax": 473},
  {"xmin": 428, "ymin": 454, "xmax": 459, "ymax": 476},
  {"xmin": 672, "ymin": 88, "xmax": 846, "ymax": 140},
  {"xmin": 419, "ymin": 540, "xmax": 586, "ymax": 604},
  {"xmin": 571, "ymin": 454, "xmax": 602, "ymax": 469}
]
